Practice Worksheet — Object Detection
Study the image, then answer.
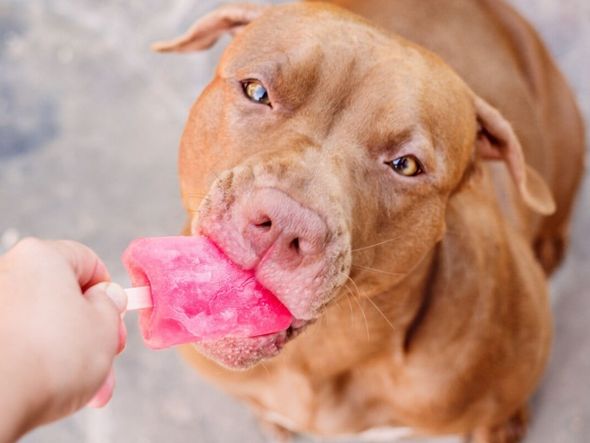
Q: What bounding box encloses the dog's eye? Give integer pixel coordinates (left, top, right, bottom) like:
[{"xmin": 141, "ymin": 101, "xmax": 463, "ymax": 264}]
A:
[
  {"xmin": 241, "ymin": 80, "xmax": 271, "ymax": 106},
  {"xmin": 388, "ymin": 155, "xmax": 423, "ymax": 177}
]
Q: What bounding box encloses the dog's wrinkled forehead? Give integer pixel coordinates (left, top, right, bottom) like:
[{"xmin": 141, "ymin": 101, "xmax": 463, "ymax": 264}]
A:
[
  {"xmin": 222, "ymin": 4, "xmax": 386, "ymax": 62},
  {"xmin": 220, "ymin": 5, "xmax": 412, "ymax": 94},
  {"xmin": 216, "ymin": 3, "xmax": 476, "ymax": 184}
]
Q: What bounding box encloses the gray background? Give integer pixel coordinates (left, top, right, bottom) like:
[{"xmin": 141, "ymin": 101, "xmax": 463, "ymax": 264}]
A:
[{"xmin": 0, "ymin": 0, "xmax": 588, "ymax": 442}]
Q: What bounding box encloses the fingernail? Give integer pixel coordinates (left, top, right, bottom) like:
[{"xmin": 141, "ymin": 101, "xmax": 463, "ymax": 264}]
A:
[{"xmin": 105, "ymin": 283, "xmax": 127, "ymax": 313}]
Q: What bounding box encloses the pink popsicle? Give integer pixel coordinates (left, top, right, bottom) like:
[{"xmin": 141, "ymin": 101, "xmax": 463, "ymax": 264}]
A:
[{"xmin": 122, "ymin": 236, "xmax": 293, "ymax": 349}]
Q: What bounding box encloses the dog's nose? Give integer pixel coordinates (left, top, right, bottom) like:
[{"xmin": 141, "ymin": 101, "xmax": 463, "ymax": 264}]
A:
[{"xmin": 242, "ymin": 188, "xmax": 328, "ymax": 266}]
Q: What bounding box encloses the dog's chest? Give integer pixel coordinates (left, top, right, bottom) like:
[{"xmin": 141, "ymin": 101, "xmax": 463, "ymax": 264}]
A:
[
  {"xmin": 254, "ymin": 362, "xmax": 416, "ymax": 439},
  {"xmin": 262, "ymin": 408, "xmax": 415, "ymax": 441}
]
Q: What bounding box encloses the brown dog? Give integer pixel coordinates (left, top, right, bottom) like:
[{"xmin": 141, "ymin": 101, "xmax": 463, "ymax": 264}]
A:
[{"xmin": 153, "ymin": 1, "xmax": 585, "ymax": 441}]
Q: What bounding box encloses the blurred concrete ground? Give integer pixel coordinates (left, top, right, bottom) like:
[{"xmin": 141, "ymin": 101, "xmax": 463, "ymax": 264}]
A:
[{"xmin": 0, "ymin": 0, "xmax": 588, "ymax": 442}]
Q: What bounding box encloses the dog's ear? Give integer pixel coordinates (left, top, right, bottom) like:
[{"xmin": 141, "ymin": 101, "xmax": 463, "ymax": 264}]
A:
[
  {"xmin": 152, "ymin": 3, "xmax": 270, "ymax": 53},
  {"xmin": 474, "ymin": 96, "xmax": 556, "ymax": 215}
]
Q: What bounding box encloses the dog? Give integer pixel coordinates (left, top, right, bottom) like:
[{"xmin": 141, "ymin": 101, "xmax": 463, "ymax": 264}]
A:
[{"xmin": 153, "ymin": 1, "xmax": 586, "ymax": 441}]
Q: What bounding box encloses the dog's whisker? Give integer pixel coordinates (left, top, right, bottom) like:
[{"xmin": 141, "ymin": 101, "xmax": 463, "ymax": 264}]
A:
[
  {"xmin": 211, "ymin": 169, "xmax": 222, "ymax": 182},
  {"xmin": 185, "ymin": 202, "xmax": 205, "ymax": 209},
  {"xmin": 352, "ymin": 295, "xmax": 371, "ymax": 342},
  {"xmin": 352, "ymin": 264, "xmax": 406, "ymax": 276},
  {"xmin": 364, "ymin": 295, "xmax": 397, "ymax": 333},
  {"xmin": 346, "ymin": 276, "xmax": 371, "ymax": 341},
  {"xmin": 351, "ymin": 236, "xmax": 404, "ymax": 253},
  {"xmin": 343, "ymin": 284, "xmax": 355, "ymax": 318},
  {"xmin": 260, "ymin": 361, "xmax": 271, "ymax": 377},
  {"xmin": 317, "ymin": 305, "xmax": 327, "ymax": 329},
  {"xmin": 321, "ymin": 309, "xmax": 330, "ymax": 330},
  {"xmin": 185, "ymin": 197, "xmax": 206, "ymax": 203},
  {"xmin": 341, "ymin": 282, "xmax": 357, "ymax": 328}
]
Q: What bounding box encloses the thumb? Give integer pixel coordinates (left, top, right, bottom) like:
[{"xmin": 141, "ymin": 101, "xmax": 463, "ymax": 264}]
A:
[
  {"xmin": 85, "ymin": 282, "xmax": 128, "ymax": 314},
  {"xmin": 84, "ymin": 283, "xmax": 127, "ymax": 355}
]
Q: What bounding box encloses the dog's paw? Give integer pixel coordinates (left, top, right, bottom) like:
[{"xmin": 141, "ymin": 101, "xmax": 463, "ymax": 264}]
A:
[{"xmin": 470, "ymin": 407, "xmax": 528, "ymax": 443}]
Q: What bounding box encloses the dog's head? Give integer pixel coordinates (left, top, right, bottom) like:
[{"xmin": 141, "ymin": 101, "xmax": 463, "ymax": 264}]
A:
[{"xmin": 156, "ymin": 3, "xmax": 555, "ymax": 368}]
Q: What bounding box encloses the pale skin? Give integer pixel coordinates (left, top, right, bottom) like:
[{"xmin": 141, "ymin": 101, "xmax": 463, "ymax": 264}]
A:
[{"xmin": 0, "ymin": 238, "xmax": 127, "ymax": 443}]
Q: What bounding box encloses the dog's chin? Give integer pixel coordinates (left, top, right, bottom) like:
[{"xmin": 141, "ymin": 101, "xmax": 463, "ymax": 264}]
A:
[{"xmin": 193, "ymin": 319, "xmax": 310, "ymax": 370}]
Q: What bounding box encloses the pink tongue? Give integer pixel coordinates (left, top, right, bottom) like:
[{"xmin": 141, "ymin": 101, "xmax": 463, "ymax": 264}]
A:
[{"xmin": 122, "ymin": 236, "xmax": 293, "ymax": 349}]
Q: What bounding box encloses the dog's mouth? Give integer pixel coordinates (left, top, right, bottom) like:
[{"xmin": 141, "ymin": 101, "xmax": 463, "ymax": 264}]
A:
[
  {"xmin": 282, "ymin": 318, "xmax": 311, "ymax": 345},
  {"xmin": 195, "ymin": 317, "xmax": 312, "ymax": 369},
  {"xmin": 189, "ymin": 210, "xmax": 350, "ymax": 368},
  {"xmin": 181, "ymin": 237, "xmax": 316, "ymax": 369}
]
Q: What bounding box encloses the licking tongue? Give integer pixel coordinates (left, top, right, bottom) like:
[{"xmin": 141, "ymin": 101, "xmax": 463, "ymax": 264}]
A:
[{"xmin": 122, "ymin": 236, "xmax": 293, "ymax": 350}]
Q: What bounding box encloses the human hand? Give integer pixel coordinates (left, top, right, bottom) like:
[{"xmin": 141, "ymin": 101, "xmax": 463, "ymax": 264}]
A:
[{"xmin": 0, "ymin": 238, "xmax": 127, "ymax": 442}]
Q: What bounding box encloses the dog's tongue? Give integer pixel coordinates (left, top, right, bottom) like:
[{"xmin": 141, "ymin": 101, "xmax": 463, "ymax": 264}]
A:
[{"xmin": 122, "ymin": 236, "xmax": 292, "ymax": 349}]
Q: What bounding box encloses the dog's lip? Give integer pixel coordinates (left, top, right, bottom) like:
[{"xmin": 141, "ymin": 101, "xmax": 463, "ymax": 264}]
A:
[
  {"xmin": 245, "ymin": 317, "xmax": 312, "ymax": 359},
  {"xmin": 279, "ymin": 318, "xmax": 310, "ymax": 339},
  {"xmin": 191, "ymin": 233, "xmax": 314, "ymax": 360},
  {"xmin": 193, "ymin": 318, "xmax": 312, "ymax": 368},
  {"xmin": 197, "ymin": 233, "xmax": 303, "ymax": 323},
  {"xmin": 249, "ymin": 317, "xmax": 310, "ymax": 342}
]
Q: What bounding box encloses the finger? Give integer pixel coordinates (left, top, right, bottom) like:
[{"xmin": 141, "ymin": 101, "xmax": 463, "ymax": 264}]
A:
[
  {"xmin": 117, "ymin": 320, "xmax": 127, "ymax": 355},
  {"xmin": 96, "ymin": 282, "xmax": 127, "ymax": 313},
  {"xmin": 48, "ymin": 240, "xmax": 111, "ymax": 291},
  {"xmin": 87, "ymin": 369, "xmax": 115, "ymax": 408},
  {"xmin": 84, "ymin": 283, "xmax": 125, "ymax": 354}
]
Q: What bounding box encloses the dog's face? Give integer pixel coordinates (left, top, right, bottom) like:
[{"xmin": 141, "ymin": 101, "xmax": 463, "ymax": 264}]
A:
[{"xmin": 159, "ymin": 3, "xmax": 554, "ymax": 368}]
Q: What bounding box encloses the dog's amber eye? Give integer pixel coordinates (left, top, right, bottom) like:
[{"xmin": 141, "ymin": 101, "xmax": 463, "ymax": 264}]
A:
[
  {"xmin": 388, "ymin": 155, "xmax": 423, "ymax": 177},
  {"xmin": 242, "ymin": 80, "xmax": 271, "ymax": 106}
]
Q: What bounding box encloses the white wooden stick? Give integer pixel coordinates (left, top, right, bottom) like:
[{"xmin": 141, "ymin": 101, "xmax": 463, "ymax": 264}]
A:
[{"xmin": 124, "ymin": 286, "xmax": 153, "ymax": 311}]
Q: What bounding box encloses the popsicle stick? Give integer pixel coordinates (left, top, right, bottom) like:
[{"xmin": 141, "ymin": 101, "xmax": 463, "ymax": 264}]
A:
[{"xmin": 125, "ymin": 286, "xmax": 153, "ymax": 311}]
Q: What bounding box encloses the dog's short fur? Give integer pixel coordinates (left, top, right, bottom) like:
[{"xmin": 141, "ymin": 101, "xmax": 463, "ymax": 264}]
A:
[{"xmin": 154, "ymin": 1, "xmax": 585, "ymax": 441}]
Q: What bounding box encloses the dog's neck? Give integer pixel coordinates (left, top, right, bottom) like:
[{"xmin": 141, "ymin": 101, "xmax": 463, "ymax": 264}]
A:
[
  {"xmin": 284, "ymin": 178, "xmax": 515, "ymax": 378},
  {"xmin": 279, "ymin": 248, "xmax": 438, "ymax": 377}
]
